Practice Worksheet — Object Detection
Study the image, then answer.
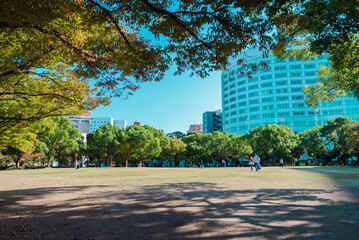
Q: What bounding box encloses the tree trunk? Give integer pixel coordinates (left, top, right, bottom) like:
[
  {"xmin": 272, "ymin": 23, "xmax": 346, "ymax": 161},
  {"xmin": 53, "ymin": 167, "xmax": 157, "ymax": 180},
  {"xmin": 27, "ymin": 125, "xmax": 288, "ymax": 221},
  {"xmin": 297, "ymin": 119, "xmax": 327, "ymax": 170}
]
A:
[
  {"xmin": 15, "ymin": 158, "xmax": 20, "ymax": 169},
  {"xmin": 140, "ymin": 160, "xmax": 143, "ymax": 167},
  {"xmin": 126, "ymin": 159, "xmax": 128, "ymax": 167},
  {"xmin": 47, "ymin": 158, "xmax": 51, "ymax": 168}
]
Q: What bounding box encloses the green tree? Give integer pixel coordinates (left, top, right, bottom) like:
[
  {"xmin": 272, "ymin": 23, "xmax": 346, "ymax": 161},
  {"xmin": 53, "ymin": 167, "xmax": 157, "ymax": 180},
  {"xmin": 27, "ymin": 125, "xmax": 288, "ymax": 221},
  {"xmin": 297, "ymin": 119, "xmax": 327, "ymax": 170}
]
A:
[
  {"xmin": 248, "ymin": 124, "xmax": 301, "ymax": 165},
  {"xmin": 183, "ymin": 133, "xmax": 213, "ymax": 166},
  {"xmin": 117, "ymin": 125, "xmax": 162, "ymax": 167},
  {"xmin": 346, "ymin": 122, "xmax": 359, "ymax": 163},
  {"xmin": 1, "ymin": 146, "xmax": 26, "ymax": 168},
  {"xmin": 210, "ymin": 131, "xmax": 230, "ymax": 166},
  {"xmin": 161, "ymin": 137, "xmax": 187, "ymax": 167},
  {"xmin": 86, "ymin": 124, "xmax": 121, "ymax": 167},
  {"xmin": 166, "ymin": 131, "xmax": 186, "ymax": 140},
  {"xmin": 299, "ymin": 126, "xmax": 326, "ymax": 163},
  {"xmin": 36, "ymin": 116, "xmax": 81, "ymax": 167},
  {"xmin": 229, "ymin": 134, "xmax": 253, "ymax": 167},
  {"xmin": 319, "ymin": 117, "xmax": 355, "ymax": 164}
]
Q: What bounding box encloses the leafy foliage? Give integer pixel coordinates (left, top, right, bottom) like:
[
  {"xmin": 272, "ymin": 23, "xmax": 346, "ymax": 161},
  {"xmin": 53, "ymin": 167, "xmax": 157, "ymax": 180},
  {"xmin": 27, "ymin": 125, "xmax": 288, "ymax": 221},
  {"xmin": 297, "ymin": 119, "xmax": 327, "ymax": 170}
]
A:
[{"xmin": 36, "ymin": 116, "xmax": 81, "ymax": 167}]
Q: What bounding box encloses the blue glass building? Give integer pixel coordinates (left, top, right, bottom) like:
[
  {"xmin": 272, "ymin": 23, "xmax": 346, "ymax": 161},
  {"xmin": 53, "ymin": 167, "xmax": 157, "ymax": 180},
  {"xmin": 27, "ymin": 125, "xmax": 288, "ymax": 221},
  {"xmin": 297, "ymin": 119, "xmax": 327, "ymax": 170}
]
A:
[{"xmin": 221, "ymin": 54, "xmax": 359, "ymax": 134}]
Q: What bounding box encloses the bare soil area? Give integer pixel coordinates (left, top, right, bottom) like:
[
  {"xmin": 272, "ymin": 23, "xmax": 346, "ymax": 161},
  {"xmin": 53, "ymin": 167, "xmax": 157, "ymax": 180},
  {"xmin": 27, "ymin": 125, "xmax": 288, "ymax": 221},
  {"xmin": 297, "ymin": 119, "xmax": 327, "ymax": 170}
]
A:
[{"xmin": 0, "ymin": 167, "xmax": 358, "ymax": 240}]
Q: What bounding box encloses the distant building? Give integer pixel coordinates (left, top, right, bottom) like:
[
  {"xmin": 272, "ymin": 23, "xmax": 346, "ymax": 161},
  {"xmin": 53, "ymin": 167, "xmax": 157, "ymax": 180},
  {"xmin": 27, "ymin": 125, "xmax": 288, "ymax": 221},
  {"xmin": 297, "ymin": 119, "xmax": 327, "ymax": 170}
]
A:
[
  {"xmin": 187, "ymin": 124, "xmax": 203, "ymax": 134},
  {"xmin": 90, "ymin": 117, "xmax": 127, "ymax": 132},
  {"xmin": 133, "ymin": 120, "xmax": 141, "ymax": 126},
  {"xmin": 68, "ymin": 112, "xmax": 91, "ymax": 134},
  {"xmin": 90, "ymin": 117, "xmax": 114, "ymax": 132},
  {"xmin": 203, "ymin": 110, "xmax": 223, "ymax": 133},
  {"xmin": 114, "ymin": 119, "xmax": 127, "ymax": 129}
]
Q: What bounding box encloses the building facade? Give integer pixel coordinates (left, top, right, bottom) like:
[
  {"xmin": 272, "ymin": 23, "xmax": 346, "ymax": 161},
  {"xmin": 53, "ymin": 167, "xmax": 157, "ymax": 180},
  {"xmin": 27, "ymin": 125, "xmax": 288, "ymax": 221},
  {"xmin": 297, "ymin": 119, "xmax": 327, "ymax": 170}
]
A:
[
  {"xmin": 68, "ymin": 112, "xmax": 91, "ymax": 134},
  {"xmin": 203, "ymin": 110, "xmax": 223, "ymax": 133},
  {"xmin": 222, "ymin": 54, "xmax": 359, "ymax": 134},
  {"xmin": 114, "ymin": 120, "xmax": 127, "ymax": 129},
  {"xmin": 90, "ymin": 117, "xmax": 114, "ymax": 132},
  {"xmin": 187, "ymin": 124, "xmax": 203, "ymax": 134}
]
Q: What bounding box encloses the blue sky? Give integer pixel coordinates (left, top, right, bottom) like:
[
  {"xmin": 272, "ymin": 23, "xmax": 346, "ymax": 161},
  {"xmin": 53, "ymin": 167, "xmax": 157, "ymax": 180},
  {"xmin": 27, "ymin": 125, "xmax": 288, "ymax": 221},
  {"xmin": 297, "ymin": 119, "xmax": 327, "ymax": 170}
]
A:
[{"xmin": 91, "ymin": 67, "xmax": 222, "ymax": 134}]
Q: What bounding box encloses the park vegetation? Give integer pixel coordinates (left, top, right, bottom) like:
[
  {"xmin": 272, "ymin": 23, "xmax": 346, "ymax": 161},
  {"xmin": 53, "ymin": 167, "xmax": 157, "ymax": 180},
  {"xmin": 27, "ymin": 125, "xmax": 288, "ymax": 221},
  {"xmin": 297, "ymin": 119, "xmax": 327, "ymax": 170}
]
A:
[{"xmin": 1, "ymin": 116, "xmax": 359, "ymax": 169}]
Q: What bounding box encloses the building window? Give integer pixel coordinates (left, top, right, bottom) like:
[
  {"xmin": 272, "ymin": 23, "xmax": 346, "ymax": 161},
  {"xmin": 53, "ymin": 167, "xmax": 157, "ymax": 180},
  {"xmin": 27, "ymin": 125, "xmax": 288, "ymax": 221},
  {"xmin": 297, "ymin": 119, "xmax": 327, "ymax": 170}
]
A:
[
  {"xmin": 238, "ymin": 87, "xmax": 246, "ymax": 92},
  {"xmin": 275, "ymin": 65, "xmax": 286, "ymax": 70},
  {"xmin": 275, "ymin": 73, "xmax": 287, "ymax": 78},
  {"xmin": 305, "ymin": 64, "xmax": 315, "ymax": 68},
  {"xmin": 305, "ymin": 79, "xmax": 317, "ymax": 84},
  {"xmin": 261, "ymin": 82, "xmax": 272, "ymax": 88},
  {"xmin": 238, "ymin": 101, "xmax": 247, "ymax": 107},
  {"xmin": 238, "ymin": 94, "xmax": 246, "ymax": 100},
  {"xmin": 261, "ymin": 75, "xmax": 272, "ymax": 80},
  {"xmin": 262, "ymin": 97, "xmax": 273, "ymax": 102},
  {"xmin": 292, "ymin": 95, "xmax": 304, "ymax": 100},
  {"xmin": 249, "ymin": 107, "xmax": 259, "ymax": 112},
  {"xmin": 276, "ymin": 81, "xmax": 287, "ymax": 86},
  {"xmin": 291, "ymin": 80, "xmax": 302, "ymax": 84},
  {"xmin": 238, "ymin": 80, "xmax": 246, "ymax": 86},
  {"xmin": 305, "ymin": 72, "xmax": 316, "ymax": 76},
  {"xmin": 248, "ymin": 84, "xmax": 258, "ymax": 90},
  {"xmin": 292, "ymin": 87, "xmax": 302, "ymax": 92},
  {"xmin": 249, "ymin": 99, "xmax": 259, "ymax": 105},
  {"xmin": 277, "ymin": 96, "xmax": 289, "ymax": 101},
  {"xmin": 293, "ymin": 112, "xmax": 305, "ymax": 116},
  {"xmin": 291, "ymin": 72, "xmax": 301, "ymax": 77},
  {"xmin": 291, "ymin": 64, "xmax": 301, "ymax": 69}
]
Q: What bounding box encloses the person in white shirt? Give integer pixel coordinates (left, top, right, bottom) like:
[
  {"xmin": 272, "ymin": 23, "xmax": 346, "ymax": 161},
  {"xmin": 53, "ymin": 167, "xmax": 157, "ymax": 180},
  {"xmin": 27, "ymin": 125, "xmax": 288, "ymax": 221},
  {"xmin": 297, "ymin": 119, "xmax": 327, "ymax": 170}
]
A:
[{"xmin": 253, "ymin": 153, "xmax": 261, "ymax": 171}]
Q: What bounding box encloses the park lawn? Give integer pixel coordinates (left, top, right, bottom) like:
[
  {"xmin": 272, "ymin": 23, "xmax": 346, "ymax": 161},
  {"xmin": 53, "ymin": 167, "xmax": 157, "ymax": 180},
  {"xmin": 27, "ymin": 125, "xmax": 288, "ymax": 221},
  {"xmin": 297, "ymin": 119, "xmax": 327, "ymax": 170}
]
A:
[{"xmin": 0, "ymin": 167, "xmax": 358, "ymax": 239}]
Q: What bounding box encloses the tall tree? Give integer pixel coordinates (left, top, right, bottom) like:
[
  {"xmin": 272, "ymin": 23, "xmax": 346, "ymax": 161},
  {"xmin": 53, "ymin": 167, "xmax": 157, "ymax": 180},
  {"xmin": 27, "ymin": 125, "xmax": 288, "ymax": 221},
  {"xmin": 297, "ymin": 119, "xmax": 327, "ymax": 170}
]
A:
[
  {"xmin": 36, "ymin": 116, "xmax": 81, "ymax": 167},
  {"xmin": 161, "ymin": 137, "xmax": 187, "ymax": 166},
  {"xmin": 299, "ymin": 126, "xmax": 326, "ymax": 163},
  {"xmin": 346, "ymin": 122, "xmax": 359, "ymax": 163},
  {"xmin": 183, "ymin": 133, "xmax": 213, "ymax": 166},
  {"xmin": 319, "ymin": 117, "xmax": 355, "ymax": 164}
]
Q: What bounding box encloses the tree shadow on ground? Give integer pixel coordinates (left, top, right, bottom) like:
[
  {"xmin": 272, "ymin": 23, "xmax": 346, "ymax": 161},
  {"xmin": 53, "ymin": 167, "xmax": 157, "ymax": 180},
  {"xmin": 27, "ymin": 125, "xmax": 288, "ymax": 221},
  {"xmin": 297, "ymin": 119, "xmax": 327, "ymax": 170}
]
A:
[
  {"xmin": 0, "ymin": 182, "xmax": 358, "ymax": 240},
  {"xmin": 291, "ymin": 167, "xmax": 359, "ymax": 197}
]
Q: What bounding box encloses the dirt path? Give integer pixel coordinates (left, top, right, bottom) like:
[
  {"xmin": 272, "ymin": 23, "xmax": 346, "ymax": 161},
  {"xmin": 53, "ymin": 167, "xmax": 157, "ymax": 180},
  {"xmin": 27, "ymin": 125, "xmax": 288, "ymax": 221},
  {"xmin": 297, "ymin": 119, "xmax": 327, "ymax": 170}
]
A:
[{"xmin": 0, "ymin": 167, "xmax": 358, "ymax": 239}]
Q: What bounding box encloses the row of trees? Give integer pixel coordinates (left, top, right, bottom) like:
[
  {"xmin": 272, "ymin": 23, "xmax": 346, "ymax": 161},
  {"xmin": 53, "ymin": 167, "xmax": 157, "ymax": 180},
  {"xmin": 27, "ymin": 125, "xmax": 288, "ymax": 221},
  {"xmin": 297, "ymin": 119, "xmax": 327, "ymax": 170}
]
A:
[{"xmin": 2, "ymin": 116, "xmax": 359, "ymax": 169}]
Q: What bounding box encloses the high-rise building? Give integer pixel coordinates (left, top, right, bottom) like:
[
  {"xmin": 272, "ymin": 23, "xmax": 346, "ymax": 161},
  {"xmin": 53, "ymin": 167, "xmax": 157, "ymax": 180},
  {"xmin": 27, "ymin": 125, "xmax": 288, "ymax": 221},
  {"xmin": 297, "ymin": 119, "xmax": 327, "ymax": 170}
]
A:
[
  {"xmin": 187, "ymin": 124, "xmax": 203, "ymax": 134},
  {"xmin": 221, "ymin": 53, "xmax": 359, "ymax": 134},
  {"xmin": 203, "ymin": 110, "xmax": 223, "ymax": 133}
]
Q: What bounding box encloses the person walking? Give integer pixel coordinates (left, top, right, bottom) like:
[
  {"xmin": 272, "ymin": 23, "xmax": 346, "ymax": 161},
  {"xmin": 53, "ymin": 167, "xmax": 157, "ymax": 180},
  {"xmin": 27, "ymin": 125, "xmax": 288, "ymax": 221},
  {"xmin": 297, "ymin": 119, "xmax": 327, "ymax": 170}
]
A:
[
  {"xmin": 249, "ymin": 156, "xmax": 254, "ymax": 171},
  {"xmin": 253, "ymin": 153, "xmax": 261, "ymax": 171},
  {"xmin": 75, "ymin": 160, "xmax": 79, "ymax": 170},
  {"xmin": 279, "ymin": 158, "xmax": 284, "ymax": 168}
]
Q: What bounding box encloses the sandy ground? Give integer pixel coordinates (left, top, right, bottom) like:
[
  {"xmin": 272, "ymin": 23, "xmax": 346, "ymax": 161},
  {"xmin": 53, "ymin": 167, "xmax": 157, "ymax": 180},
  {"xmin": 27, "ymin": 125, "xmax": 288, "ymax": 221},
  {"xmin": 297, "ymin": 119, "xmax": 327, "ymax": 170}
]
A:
[{"xmin": 0, "ymin": 167, "xmax": 358, "ymax": 240}]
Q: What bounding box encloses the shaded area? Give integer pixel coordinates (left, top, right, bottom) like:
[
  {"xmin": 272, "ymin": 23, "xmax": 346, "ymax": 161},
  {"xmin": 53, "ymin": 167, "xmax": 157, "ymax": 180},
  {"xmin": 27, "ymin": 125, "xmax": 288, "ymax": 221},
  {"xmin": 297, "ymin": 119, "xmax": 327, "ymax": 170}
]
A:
[
  {"xmin": 0, "ymin": 182, "xmax": 358, "ymax": 240},
  {"xmin": 291, "ymin": 167, "xmax": 359, "ymax": 197}
]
